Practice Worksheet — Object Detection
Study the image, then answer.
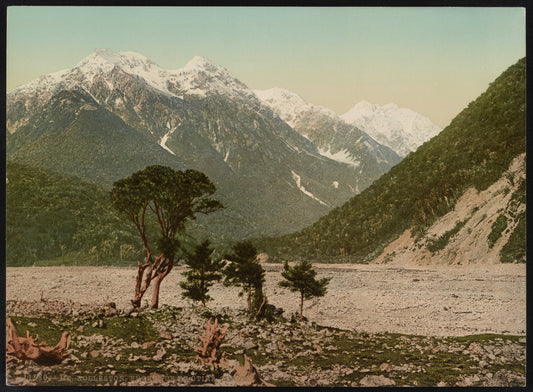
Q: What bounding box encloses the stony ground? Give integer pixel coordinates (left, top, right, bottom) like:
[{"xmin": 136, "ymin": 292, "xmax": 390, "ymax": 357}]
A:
[
  {"xmin": 6, "ymin": 263, "xmax": 526, "ymax": 336},
  {"xmin": 6, "ymin": 303, "xmax": 526, "ymax": 387},
  {"xmin": 5, "ymin": 263, "xmax": 526, "ymax": 387}
]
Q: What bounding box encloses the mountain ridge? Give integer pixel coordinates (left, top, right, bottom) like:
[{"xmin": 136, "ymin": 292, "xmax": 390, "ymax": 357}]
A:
[
  {"xmin": 254, "ymin": 87, "xmax": 440, "ymax": 160},
  {"xmin": 254, "ymin": 87, "xmax": 402, "ymax": 190},
  {"xmin": 257, "ymin": 57, "xmax": 526, "ymax": 265},
  {"xmin": 6, "ymin": 49, "xmax": 400, "ymax": 242}
]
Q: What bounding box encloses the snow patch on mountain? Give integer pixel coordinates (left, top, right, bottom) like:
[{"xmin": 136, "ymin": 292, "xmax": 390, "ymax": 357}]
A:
[
  {"xmin": 341, "ymin": 101, "xmax": 441, "ymax": 157},
  {"xmin": 159, "ymin": 127, "xmax": 177, "ymax": 155},
  {"xmin": 318, "ymin": 148, "xmax": 360, "ymax": 168},
  {"xmin": 291, "ymin": 170, "xmax": 328, "ymax": 206}
]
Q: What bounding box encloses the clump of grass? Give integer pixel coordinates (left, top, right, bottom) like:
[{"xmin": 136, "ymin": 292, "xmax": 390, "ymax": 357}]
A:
[
  {"xmin": 77, "ymin": 314, "xmax": 161, "ymax": 344},
  {"xmin": 10, "ymin": 316, "xmax": 66, "ymax": 345}
]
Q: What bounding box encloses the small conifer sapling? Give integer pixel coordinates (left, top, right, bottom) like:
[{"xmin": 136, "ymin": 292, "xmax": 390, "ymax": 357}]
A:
[
  {"xmin": 180, "ymin": 240, "xmax": 225, "ymax": 307},
  {"xmin": 223, "ymin": 241, "xmax": 266, "ymax": 317},
  {"xmin": 279, "ymin": 260, "xmax": 331, "ymax": 321}
]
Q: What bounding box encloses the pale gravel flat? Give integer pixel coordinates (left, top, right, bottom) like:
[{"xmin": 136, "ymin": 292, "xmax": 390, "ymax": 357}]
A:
[{"xmin": 6, "ymin": 263, "xmax": 525, "ymax": 337}]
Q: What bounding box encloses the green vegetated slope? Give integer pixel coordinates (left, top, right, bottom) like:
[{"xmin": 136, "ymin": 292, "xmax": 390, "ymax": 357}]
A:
[
  {"xmin": 258, "ymin": 57, "xmax": 526, "ymax": 263},
  {"xmin": 8, "ymin": 96, "xmax": 186, "ymax": 190},
  {"xmin": 6, "ymin": 163, "xmax": 144, "ymax": 266}
]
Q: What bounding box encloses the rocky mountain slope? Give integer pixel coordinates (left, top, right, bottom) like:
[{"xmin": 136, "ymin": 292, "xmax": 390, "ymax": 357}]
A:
[
  {"xmin": 341, "ymin": 101, "xmax": 441, "ymax": 157},
  {"xmin": 258, "ymin": 57, "xmax": 526, "ymax": 265},
  {"xmin": 255, "ymin": 88, "xmax": 402, "ymax": 192},
  {"xmin": 6, "ymin": 50, "xmax": 399, "ymax": 241},
  {"xmin": 372, "ymin": 153, "xmax": 525, "ymax": 266}
]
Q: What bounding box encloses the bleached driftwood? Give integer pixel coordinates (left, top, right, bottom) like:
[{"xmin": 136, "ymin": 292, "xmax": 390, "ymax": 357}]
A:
[
  {"xmin": 6, "ymin": 318, "xmax": 70, "ymax": 365},
  {"xmin": 194, "ymin": 318, "xmax": 228, "ymax": 364}
]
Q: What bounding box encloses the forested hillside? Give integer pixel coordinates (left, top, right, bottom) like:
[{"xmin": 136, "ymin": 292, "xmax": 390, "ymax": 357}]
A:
[
  {"xmin": 6, "ymin": 163, "xmax": 143, "ymax": 266},
  {"xmin": 258, "ymin": 58, "xmax": 526, "ymax": 263}
]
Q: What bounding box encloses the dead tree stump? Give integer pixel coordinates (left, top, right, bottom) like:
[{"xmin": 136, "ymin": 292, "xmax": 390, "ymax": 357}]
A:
[
  {"xmin": 194, "ymin": 318, "xmax": 228, "ymax": 364},
  {"xmin": 233, "ymin": 354, "xmax": 274, "ymax": 386},
  {"xmin": 6, "ymin": 318, "xmax": 71, "ymax": 365}
]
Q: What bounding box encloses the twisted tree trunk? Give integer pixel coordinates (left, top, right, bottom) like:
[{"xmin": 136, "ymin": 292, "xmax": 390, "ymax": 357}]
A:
[
  {"xmin": 150, "ymin": 259, "xmax": 174, "ymax": 309},
  {"xmin": 194, "ymin": 318, "xmax": 228, "ymax": 364},
  {"xmin": 132, "ymin": 254, "xmax": 165, "ymax": 308}
]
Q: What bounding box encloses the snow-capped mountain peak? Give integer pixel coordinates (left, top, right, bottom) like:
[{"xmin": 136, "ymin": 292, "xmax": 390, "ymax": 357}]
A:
[
  {"xmin": 254, "ymin": 87, "xmax": 336, "ymax": 128},
  {"xmin": 349, "ymin": 100, "xmax": 377, "ymax": 112},
  {"xmin": 382, "ymin": 103, "xmax": 399, "ymax": 111},
  {"xmin": 341, "ymin": 101, "xmax": 441, "ymax": 157},
  {"xmin": 255, "ymin": 87, "xmax": 402, "ymax": 175},
  {"xmin": 10, "ymin": 49, "xmax": 254, "ymax": 101},
  {"xmin": 173, "ymin": 54, "xmax": 249, "ymax": 97},
  {"xmin": 74, "ymin": 49, "xmax": 169, "ymax": 89},
  {"xmin": 182, "ymin": 55, "xmax": 217, "ymax": 71},
  {"xmin": 79, "ymin": 49, "xmax": 161, "ymax": 73}
]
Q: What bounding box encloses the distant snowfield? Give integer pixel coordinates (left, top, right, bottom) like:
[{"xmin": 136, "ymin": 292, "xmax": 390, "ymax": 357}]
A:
[
  {"xmin": 341, "ymin": 100, "xmax": 441, "ymax": 157},
  {"xmin": 6, "ymin": 262, "xmax": 525, "ymax": 337}
]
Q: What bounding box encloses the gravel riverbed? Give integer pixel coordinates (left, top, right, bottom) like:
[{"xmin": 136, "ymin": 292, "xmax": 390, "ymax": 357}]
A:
[{"xmin": 6, "ymin": 263, "xmax": 525, "ymax": 337}]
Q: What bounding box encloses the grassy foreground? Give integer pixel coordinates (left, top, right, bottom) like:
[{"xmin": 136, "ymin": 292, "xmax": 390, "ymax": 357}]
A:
[{"xmin": 6, "ymin": 303, "xmax": 526, "ymax": 387}]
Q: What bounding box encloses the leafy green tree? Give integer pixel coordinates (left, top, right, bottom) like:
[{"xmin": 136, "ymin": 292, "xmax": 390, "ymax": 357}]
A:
[
  {"xmin": 279, "ymin": 261, "xmax": 331, "ymax": 321},
  {"xmin": 180, "ymin": 240, "xmax": 226, "ymax": 307},
  {"xmin": 111, "ymin": 165, "xmax": 223, "ymax": 309},
  {"xmin": 223, "ymin": 241, "xmax": 266, "ymax": 317}
]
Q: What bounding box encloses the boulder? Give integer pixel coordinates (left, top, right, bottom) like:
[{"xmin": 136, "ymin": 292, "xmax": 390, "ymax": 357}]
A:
[
  {"xmin": 153, "ymin": 348, "xmax": 166, "ymax": 361},
  {"xmin": 359, "ymin": 375, "xmax": 396, "ymax": 387}
]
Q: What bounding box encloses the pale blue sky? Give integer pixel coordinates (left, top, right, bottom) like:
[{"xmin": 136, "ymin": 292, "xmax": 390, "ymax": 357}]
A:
[{"xmin": 7, "ymin": 6, "xmax": 525, "ymax": 127}]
